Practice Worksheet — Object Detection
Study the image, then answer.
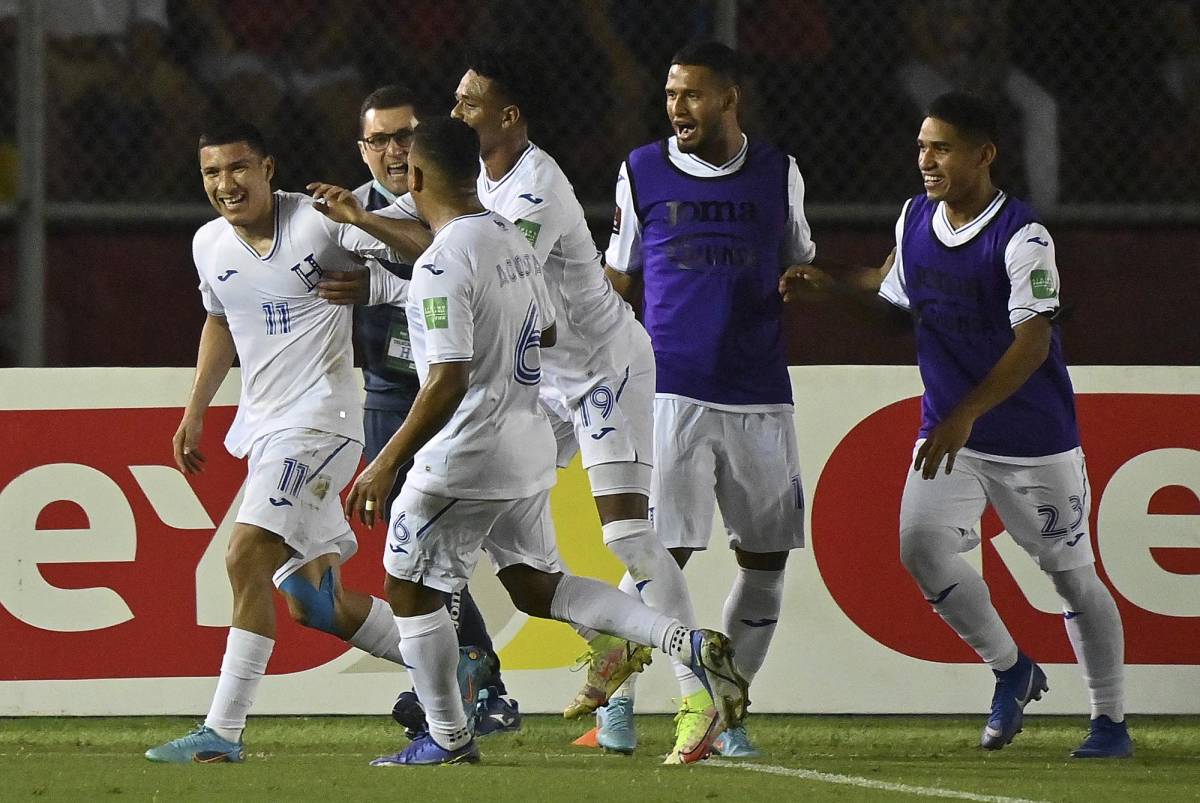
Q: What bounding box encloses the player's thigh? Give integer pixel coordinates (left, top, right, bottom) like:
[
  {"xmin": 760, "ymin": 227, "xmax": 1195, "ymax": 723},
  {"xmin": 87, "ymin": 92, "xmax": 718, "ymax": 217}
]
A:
[
  {"xmin": 651, "ymin": 397, "xmax": 718, "ymax": 550},
  {"xmin": 574, "ymin": 354, "xmax": 654, "ymax": 474},
  {"xmin": 898, "ymin": 446, "xmax": 990, "ymax": 551},
  {"xmin": 236, "ymin": 428, "xmax": 364, "ymax": 587},
  {"xmin": 383, "ymin": 486, "xmax": 502, "ymax": 594},
  {"xmin": 983, "ymin": 450, "xmax": 1095, "ymax": 572},
  {"xmin": 541, "ymin": 395, "xmax": 581, "ymax": 470},
  {"xmin": 483, "ymin": 490, "xmax": 562, "ymax": 575},
  {"xmin": 713, "ymin": 409, "xmax": 805, "ymax": 553}
]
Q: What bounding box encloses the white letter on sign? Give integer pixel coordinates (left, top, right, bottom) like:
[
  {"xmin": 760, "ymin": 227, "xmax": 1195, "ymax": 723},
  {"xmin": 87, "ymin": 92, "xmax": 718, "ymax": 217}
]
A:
[
  {"xmin": 0, "ymin": 463, "xmax": 136, "ymax": 631},
  {"xmin": 1098, "ymin": 448, "xmax": 1200, "ymax": 617}
]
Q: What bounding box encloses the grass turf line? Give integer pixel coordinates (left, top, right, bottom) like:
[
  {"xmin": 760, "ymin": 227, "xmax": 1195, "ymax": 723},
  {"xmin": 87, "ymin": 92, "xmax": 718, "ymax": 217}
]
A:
[{"xmin": 2, "ymin": 715, "xmax": 1198, "ymax": 802}]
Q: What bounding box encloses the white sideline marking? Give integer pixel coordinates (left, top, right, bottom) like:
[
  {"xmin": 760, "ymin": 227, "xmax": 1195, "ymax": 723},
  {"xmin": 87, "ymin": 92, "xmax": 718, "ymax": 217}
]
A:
[{"xmin": 704, "ymin": 759, "xmax": 1049, "ymax": 803}]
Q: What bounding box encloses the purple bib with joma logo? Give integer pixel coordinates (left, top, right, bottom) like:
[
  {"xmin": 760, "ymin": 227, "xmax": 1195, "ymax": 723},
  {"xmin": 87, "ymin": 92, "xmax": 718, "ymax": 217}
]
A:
[
  {"xmin": 901, "ymin": 193, "xmax": 1079, "ymax": 457},
  {"xmin": 627, "ymin": 139, "xmax": 792, "ymax": 406}
]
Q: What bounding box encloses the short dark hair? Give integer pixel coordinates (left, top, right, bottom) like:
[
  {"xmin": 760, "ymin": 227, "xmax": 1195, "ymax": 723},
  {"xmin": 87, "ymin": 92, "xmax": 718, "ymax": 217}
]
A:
[
  {"xmin": 359, "ymin": 84, "xmax": 417, "ymax": 132},
  {"xmin": 198, "ymin": 121, "xmax": 270, "ymax": 157},
  {"xmin": 671, "ymin": 41, "xmax": 741, "ymax": 85},
  {"xmin": 465, "ymin": 46, "xmax": 539, "ymax": 121},
  {"xmin": 412, "ymin": 116, "xmax": 480, "ymax": 186},
  {"xmin": 926, "ymin": 92, "xmax": 998, "ymax": 145}
]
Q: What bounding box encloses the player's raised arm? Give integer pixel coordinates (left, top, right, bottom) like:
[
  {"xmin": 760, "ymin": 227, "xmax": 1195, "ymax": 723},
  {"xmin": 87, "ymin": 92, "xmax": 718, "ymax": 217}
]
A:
[
  {"xmin": 307, "ymin": 181, "xmax": 433, "ymax": 263},
  {"xmin": 779, "ymin": 250, "xmax": 896, "ymax": 302},
  {"xmin": 174, "ymin": 313, "xmax": 236, "ymax": 474}
]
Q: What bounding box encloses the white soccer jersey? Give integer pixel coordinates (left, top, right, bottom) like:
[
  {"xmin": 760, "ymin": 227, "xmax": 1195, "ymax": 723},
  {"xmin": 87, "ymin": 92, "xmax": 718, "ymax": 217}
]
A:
[
  {"xmin": 879, "ymin": 191, "xmax": 1062, "ymax": 327},
  {"xmin": 193, "ymin": 190, "xmax": 403, "ymax": 457},
  {"xmin": 404, "ymin": 210, "xmax": 558, "ymax": 500},
  {"xmin": 477, "ymin": 143, "xmax": 640, "ymax": 404},
  {"xmin": 605, "ymin": 134, "xmax": 817, "ymax": 273}
]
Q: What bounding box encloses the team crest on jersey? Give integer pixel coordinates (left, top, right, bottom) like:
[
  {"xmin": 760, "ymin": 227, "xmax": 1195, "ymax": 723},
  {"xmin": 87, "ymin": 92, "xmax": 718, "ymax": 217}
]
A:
[
  {"xmin": 290, "ymin": 253, "xmax": 324, "ymax": 291},
  {"xmin": 1030, "ymin": 269, "xmax": 1057, "ymax": 299},
  {"xmin": 423, "ymin": 297, "xmax": 449, "ymax": 329},
  {"xmin": 515, "ymin": 219, "xmax": 541, "ymax": 247}
]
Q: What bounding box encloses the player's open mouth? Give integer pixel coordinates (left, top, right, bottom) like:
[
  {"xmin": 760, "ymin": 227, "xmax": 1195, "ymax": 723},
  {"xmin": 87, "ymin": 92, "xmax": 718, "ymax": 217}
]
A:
[
  {"xmin": 220, "ymin": 193, "xmax": 247, "ymax": 209},
  {"xmin": 674, "ymin": 122, "xmax": 697, "ymax": 141},
  {"xmin": 923, "ymin": 175, "xmax": 944, "ymax": 189},
  {"xmin": 386, "ymin": 162, "xmax": 408, "ymax": 177}
]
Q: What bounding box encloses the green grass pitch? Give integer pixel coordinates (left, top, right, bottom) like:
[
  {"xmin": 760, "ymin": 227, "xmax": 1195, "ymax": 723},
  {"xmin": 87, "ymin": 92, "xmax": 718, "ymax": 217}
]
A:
[{"xmin": 3, "ymin": 715, "xmax": 1198, "ymax": 801}]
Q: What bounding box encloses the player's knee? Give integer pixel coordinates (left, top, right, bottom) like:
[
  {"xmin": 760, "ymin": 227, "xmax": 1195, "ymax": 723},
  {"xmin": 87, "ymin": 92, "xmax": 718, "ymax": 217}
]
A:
[
  {"xmin": 1048, "ymin": 564, "xmax": 1102, "ymax": 610},
  {"xmin": 603, "ymin": 521, "xmax": 663, "ymax": 578},
  {"xmin": 898, "ymin": 526, "xmax": 958, "ymax": 582},
  {"xmin": 278, "ymin": 568, "xmax": 338, "ymax": 635},
  {"xmin": 497, "ymin": 564, "xmax": 559, "ymax": 618}
]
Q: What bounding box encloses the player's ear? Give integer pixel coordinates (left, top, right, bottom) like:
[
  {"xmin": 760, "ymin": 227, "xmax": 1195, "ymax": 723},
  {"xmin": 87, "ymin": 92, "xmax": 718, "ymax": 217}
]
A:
[
  {"xmin": 724, "ymin": 84, "xmax": 740, "ymax": 114},
  {"xmin": 262, "ymin": 155, "xmax": 275, "ymax": 184},
  {"xmin": 979, "ymin": 141, "xmax": 997, "ymax": 170},
  {"xmin": 501, "ymin": 103, "xmax": 521, "ymax": 129},
  {"xmin": 409, "ymin": 164, "xmax": 423, "ymax": 193}
]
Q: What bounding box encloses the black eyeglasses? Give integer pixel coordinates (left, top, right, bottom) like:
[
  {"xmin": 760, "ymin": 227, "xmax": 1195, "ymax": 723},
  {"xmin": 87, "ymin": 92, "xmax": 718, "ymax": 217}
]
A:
[{"xmin": 359, "ymin": 129, "xmax": 415, "ymax": 151}]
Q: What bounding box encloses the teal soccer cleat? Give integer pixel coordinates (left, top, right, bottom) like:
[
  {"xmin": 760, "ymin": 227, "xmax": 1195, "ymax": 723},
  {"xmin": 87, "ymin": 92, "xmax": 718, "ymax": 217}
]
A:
[
  {"xmin": 596, "ymin": 696, "xmax": 637, "ymax": 754},
  {"xmin": 712, "ymin": 725, "xmax": 762, "ymax": 758},
  {"xmin": 145, "ymin": 725, "xmax": 244, "ymax": 764}
]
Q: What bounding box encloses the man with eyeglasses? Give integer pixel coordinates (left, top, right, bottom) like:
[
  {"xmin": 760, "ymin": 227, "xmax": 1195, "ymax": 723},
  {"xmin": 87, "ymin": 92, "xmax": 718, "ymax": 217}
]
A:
[{"xmin": 348, "ymin": 85, "xmax": 522, "ymax": 738}]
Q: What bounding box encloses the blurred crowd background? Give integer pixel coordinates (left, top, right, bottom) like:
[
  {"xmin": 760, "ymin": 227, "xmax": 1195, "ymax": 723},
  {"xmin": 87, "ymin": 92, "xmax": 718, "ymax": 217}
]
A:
[{"xmin": 2, "ymin": 0, "xmax": 1198, "ymax": 368}]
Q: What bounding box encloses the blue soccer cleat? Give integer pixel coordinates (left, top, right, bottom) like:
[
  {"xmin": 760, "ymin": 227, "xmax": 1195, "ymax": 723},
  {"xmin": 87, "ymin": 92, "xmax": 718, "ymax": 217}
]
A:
[
  {"xmin": 145, "ymin": 725, "xmax": 244, "ymax": 764},
  {"xmin": 392, "ymin": 646, "xmax": 494, "ymax": 739},
  {"xmin": 712, "ymin": 725, "xmax": 762, "ymax": 758},
  {"xmin": 596, "ymin": 695, "xmax": 637, "ymax": 754},
  {"xmin": 981, "ymin": 652, "xmax": 1049, "ymax": 750},
  {"xmin": 1071, "ymin": 715, "xmax": 1134, "ymax": 758},
  {"xmin": 686, "ymin": 629, "xmax": 750, "ymax": 733},
  {"xmin": 474, "ymin": 689, "xmax": 522, "ymax": 736},
  {"xmin": 370, "ymin": 732, "xmax": 480, "ymax": 766}
]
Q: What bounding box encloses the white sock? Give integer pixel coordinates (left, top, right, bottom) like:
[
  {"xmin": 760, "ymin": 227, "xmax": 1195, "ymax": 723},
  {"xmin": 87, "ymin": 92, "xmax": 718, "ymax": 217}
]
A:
[
  {"xmin": 722, "ymin": 566, "xmax": 785, "ymax": 683},
  {"xmin": 348, "ymin": 596, "xmax": 407, "ymax": 666},
  {"xmin": 1052, "ymin": 566, "xmax": 1126, "ymax": 722},
  {"xmin": 602, "ymin": 520, "xmax": 696, "ymax": 626},
  {"xmin": 611, "ymin": 572, "xmax": 641, "ymax": 701},
  {"xmin": 205, "ymin": 628, "xmax": 274, "ymax": 741},
  {"xmin": 549, "ymin": 574, "xmax": 682, "ymax": 659},
  {"xmin": 395, "ymin": 608, "xmax": 470, "ymax": 750},
  {"xmin": 901, "ymin": 527, "xmax": 1018, "ymax": 670}
]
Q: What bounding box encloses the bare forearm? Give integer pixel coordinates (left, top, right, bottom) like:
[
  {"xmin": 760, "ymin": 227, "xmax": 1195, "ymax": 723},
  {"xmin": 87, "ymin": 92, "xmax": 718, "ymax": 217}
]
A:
[
  {"xmin": 186, "ymin": 315, "xmax": 236, "ymax": 417},
  {"xmin": 605, "ymin": 266, "xmax": 641, "ymax": 305},
  {"xmin": 953, "ymin": 320, "xmax": 1051, "ymax": 421},
  {"xmin": 373, "ymin": 369, "xmax": 467, "ymax": 471},
  {"xmin": 351, "ymin": 211, "xmax": 433, "ymax": 264}
]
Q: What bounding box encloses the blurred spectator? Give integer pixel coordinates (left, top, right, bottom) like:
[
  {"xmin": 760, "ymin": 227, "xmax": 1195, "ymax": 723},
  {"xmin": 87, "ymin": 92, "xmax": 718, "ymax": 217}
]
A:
[
  {"xmin": 0, "ymin": 0, "xmax": 208, "ymax": 200},
  {"xmin": 178, "ymin": 0, "xmax": 364, "ymax": 189},
  {"xmin": 897, "ymin": 0, "xmax": 1059, "ymax": 211}
]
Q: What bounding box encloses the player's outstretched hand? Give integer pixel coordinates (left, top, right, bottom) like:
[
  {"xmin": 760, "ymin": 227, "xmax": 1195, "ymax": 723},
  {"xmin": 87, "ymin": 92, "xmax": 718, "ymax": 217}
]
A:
[
  {"xmin": 318, "ymin": 269, "xmax": 370, "ymax": 305},
  {"xmin": 779, "ymin": 264, "xmax": 834, "ymax": 302},
  {"xmin": 307, "ymin": 182, "xmax": 364, "ymax": 224},
  {"xmin": 172, "ymin": 414, "xmax": 206, "ymax": 475},
  {"xmin": 345, "ymin": 459, "xmax": 399, "ymax": 527},
  {"xmin": 913, "ymin": 412, "xmax": 975, "ymax": 480}
]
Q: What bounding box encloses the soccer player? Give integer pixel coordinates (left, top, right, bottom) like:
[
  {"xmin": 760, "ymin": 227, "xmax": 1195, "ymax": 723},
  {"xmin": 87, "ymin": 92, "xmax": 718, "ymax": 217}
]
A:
[
  {"xmin": 327, "ymin": 116, "xmax": 747, "ymax": 766},
  {"xmin": 447, "ymin": 48, "xmax": 708, "ymax": 762},
  {"xmin": 145, "ymin": 122, "xmax": 423, "ymax": 764},
  {"xmin": 603, "ymin": 42, "xmax": 815, "ymax": 758},
  {"xmin": 347, "ymin": 84, "xmax": 520, "ymax": 736},
  {"xmin": 780, "ymin": 91, "xmax": 1132, "ymax": 759}
]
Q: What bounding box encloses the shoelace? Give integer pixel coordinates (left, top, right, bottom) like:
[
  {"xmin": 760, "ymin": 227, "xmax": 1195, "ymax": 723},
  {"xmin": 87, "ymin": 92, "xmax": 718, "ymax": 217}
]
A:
[{"xmin": 605, "ymin": 700, "xmax": 632, "ymax": 731}]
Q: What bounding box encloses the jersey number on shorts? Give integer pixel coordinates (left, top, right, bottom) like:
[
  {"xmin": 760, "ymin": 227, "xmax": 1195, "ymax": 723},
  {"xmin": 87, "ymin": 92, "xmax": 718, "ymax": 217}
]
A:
[
  {"xmin": 262, "ymin": 301, "xmax": 292, "ymax": 335},
  {"xmin": 278, "ymin": 458, "xmax": 310, "ymax": 495},
  {"xmin": 513, "ymin": 299, "xmax": 542, "ymax": 386},
  {"xmin": 1037, "ymin": 495, "xmax": 1085, "ymax": 544}
]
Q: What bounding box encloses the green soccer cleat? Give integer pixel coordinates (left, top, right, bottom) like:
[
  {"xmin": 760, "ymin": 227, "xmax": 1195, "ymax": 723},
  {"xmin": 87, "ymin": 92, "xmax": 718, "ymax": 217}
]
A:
[
  {"xmin": 686, "ymin": 629, "xmax": 750, "ymax": 733},
  {"xmin": 663, "ymin": 689, "xmax": 720, "ymax": 765},
  {"xmin": 562, "ymin": 634, "xmax": 652, "ymax": 719}
]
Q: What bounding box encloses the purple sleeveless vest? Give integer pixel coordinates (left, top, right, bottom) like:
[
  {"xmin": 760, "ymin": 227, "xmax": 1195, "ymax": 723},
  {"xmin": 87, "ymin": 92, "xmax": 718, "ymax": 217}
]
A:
[
  {"xmin": 627, "ymin": 139, "xmax": 792, "ymax": 405},
  {"xmin": 901, "ymin": 193, "xmax": 1079, "ymax": 457}
]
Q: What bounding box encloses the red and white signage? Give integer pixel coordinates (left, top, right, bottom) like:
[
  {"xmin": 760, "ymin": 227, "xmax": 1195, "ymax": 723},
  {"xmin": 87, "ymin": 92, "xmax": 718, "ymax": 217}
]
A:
[{"xmin": 1, "ymin": 367, "xmax": 1197, "ymax": 714}]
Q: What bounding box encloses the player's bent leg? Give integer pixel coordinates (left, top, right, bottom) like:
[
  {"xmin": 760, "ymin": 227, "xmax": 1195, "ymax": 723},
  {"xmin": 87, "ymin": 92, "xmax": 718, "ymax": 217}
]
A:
[
  {"xmin": 146, "ymin": 524, "xmax": 286, "ymax": 763},
  {"xmin": 1049, "ymin": 565, "xmax": 1133, "ymax": 758}
]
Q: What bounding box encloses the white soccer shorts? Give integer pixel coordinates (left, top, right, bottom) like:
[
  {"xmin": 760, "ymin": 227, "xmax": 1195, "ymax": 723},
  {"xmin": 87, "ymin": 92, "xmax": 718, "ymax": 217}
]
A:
[
  {"xmin": 383, "ymin": 487, "xmax": 562, "ymax": 593},
  {"xmin": 651, "ymin": 397, "xmax": 806, "ymax": 553},
  {"xmin": 236, "ymin": 427, "xmax": 364, "ymax": 586},
  {"xmin": 899, "ymin": 444, "xmax": 1095, "ymax": 572},
  {"xmin": 543, "ymin": 332, "xmax": 655, "ymax": 497}
]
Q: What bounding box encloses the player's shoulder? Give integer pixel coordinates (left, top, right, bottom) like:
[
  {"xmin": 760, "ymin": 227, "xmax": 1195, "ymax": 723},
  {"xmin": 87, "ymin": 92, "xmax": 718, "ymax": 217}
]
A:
[{"xmin": 627, "ymin": 138, "xmax": 666, "ymax": 162}]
